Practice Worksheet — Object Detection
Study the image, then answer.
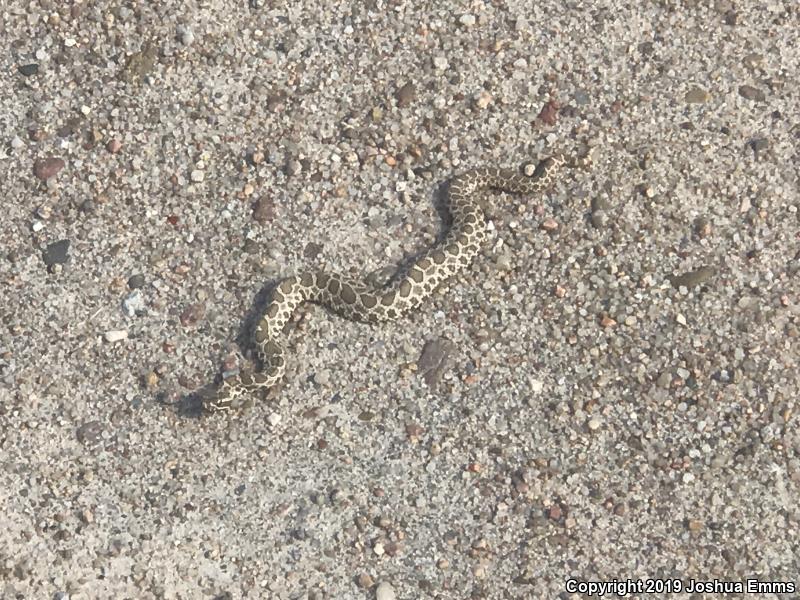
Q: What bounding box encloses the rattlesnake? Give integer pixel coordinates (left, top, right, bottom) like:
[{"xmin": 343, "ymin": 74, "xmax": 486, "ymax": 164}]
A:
[{"xmin": 204, "ymin": 152, "xmax": 588, "ymax": 413}]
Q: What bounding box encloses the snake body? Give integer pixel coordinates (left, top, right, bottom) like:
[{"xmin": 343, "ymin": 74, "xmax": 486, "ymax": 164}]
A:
[{"xmin": 205, "ymin": 154, "xmax": 581, "ymax": 413}]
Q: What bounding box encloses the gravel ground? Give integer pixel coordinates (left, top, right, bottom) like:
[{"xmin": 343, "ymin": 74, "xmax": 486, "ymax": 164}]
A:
[{"xmin": 2, "ymin": 1, "xmax": 799, "ymax": 599}]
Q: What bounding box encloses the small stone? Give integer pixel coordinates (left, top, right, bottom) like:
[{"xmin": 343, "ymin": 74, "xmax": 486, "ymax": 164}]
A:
[
  {"xmin": 539, "ymin": 218, "xmax": 559, "ymax": 232},
  {"xmin": 685, "ymin": 86, "xmax": 710, "ymax": 103},
  {"xmin": 590, "ymin": 211, "xmax": 608, "ymax": 229},
  {"xmin": 683, "ymin": 472, "xmax": 695, "ymax": 483},
  {"xmin": 356, "ymin": 573, "xmax": 374, "ymax": 589},
  {"xmin": 459, "ymin": 14, "xmax": 476, "ymax": 27},
  {"xmin": 32, "ymin": 221, "xmax": 44, "ymax": 232},
  {"xmin": 122, "ymin": 290, "xmax": 146, "ymax": 316},
  {"xmin": 738, "ymin": 85, "xmax": 765, "ymax": 101},
  {"xmin": 688, "ymin": 519, "xmax": 704, "ymax": 531},
  {"xmin": 190, "ymin": 169, "xmax": 204, "ymax": 182},
  {"xmin": 18, "ymin": 63, "xmax": 39, "ymax": 76},
  {"xmin": 104, "ymin": 329, "xmax": 128, "ymax": 343},
  {"xmin": 10, "ymin": 136, "xmax": 23, "ymax": 149},
  {"xmin": 373, "ymin": 542, "xmax": 385, "ymax": 556},
  {"xmin": 121, "ymin": 43, "xmax": 157, "ymax": 84},
  {"xmin": 537, "ymin": 100, "xmax": 559, "ymax": 125},
  {"xmin": 375, "ymin": 582, "xmax": 396, "ymax": 600},
  {"xmin": 474, "ymin": 90, "xmax": 492, "ymax": 109},
  {"xmin": 657, "ymin": 372, "xmax": 672, "ymax": 388},
  {"xmin": 42, "ymin": 239, "xmax": 70, "ymax": 266},
  {"xmin": 286, "ymin": 159, "xmax": 302, "ymax": 175},
  {"xmin": 127, "ymin": 274, "xmax": 145, "ymax": 289},
  {"xmin": 253, "ymin": 197, "xmax": 275, "ymax": 223},
  {"xmin": 587, "ymin": 417, "xmax": 601, "ymax": 431},
  {"xmin": 106, "ymin": 139, "xmax": 122, "ymax": 154},
  {"xmin": 418, "ymin": 338, "xmax": 456, "ymax": 387},
  {"xmin": 76, "ymin": 420, "xmax": 104, "ymax": 445},
  {"xmin": 600, "ymin": 314, "xmax": 617, "ymax": 328},
  {"xmin": 267, "ymin": 413, "xmax": 282, "ymax": 426},
  {"xmin": 395, "ymin": 82, "xmax": 416, "ymax": 107},
  {"xmin": 33, "ymin": 157, "xmax": 66, "ymax": 181},
  {"xmin": 178, "ymin": 25, "xmax": 195, "ymax": 45},
  {"xmin": 180, "ymin": 303, "xmax": 206, "ymax": 327},
  {"xmin": 694, "ymin": 217, "xmax": 711, "ymax": 237},
  {"xmin": 670, "ymin": 266, "xmax": 714, "ymax": 289},
  {"xmin": 748, "ymin": 137, "xmax": 769, "ymax": 153},
  {"xmin": 433, "ymin": 56, "xmax": 448, "ymax": 70}
]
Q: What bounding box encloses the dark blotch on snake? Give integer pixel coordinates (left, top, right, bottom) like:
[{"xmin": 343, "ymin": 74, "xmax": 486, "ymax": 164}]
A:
[
  {"xmin": 361, "ymin": 294, "xmax": 377, "ymax": 308},
  {"xmin": 381, "ymin": 291, "xmax": 396, "ymax": 306},
  {"xmin": 341, "ymin": 284, "xmax": 357, "ymax": 304}
]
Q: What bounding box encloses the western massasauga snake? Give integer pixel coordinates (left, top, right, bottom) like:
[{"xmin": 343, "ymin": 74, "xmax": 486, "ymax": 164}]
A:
[{"xmin": 204, "ymin": 150, "xmax": 590, "ymax": 413}]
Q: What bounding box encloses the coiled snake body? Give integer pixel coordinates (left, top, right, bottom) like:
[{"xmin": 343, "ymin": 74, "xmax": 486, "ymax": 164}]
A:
[{"xmin": 205, "ymin": 153, "xmax": 585, "ymax": 413}]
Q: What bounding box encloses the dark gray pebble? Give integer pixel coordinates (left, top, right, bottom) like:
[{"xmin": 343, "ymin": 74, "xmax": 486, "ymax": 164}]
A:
[{"xmin": 43, "ymin": 239, "xmax": 70, "ymax": 266}]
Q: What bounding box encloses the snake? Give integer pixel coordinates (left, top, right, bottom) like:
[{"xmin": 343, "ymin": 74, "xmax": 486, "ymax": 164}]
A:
[{"xmin": 203, "ymin": 152, "xmax": 587, "ymax": 413}]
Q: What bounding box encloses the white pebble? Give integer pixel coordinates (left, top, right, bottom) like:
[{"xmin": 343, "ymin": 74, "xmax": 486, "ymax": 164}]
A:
[
  {"xmin": 588, "ymin": 417, "xmax": 601, "ymax": 431},
  {"xmin": 11, "ymin": 136, "xmax": 23, "ymax": 149},
  {"xmin": 122, "ymin": 291, "xmax": 146, "ymax": 317},
  {"xmin": 104, "ymin": 330, "xmax": 128, "ymax": 343},
  {"xmin": 190, "ymin": 169, "xmax": 204, "ymax": 182},
  {"xmin": 177, "ymin": 25, "xmax": 195, "ymax": 46},
  {"xmin": 459, "ymin": 14, "xmax": 476, "ymax": 27},
  {"xmin": 64, "ymin": 38, "xmax": 76, "ymax": 47},
  {"xmin": 433, "ymin": 56, "xmax": 448, "ymax": 70},
  {"xmin": 375, "ymin": 582, "xmax": 396, "ymax": 600},
  {"xmin": 267, "ymin": 413, "xmax": 281, "ymax": 426},
  {"xmin": 683, "ymin": 472, "xmax": 695, "ymax": 483}
]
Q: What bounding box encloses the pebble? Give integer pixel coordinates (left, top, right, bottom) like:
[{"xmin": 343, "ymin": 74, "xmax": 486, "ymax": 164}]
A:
[
  {"xmin": 106, "ymin": 139, "xmax": 122, "ymax": 154},
  {"xmin": 685, "ymin": 86, "xmax": 710, "ymax": 103},
  {"xmin": 474, "ymin": 90, "xmax": 492, "ymax": 109},
  {"xmin": 32, "ymin": 221, "xmax": 44, "ymax": 232},
  {"xmin": 356, "ymin": 573, "xmax": 374, "ymax": 589},
  {"xmin": 178, "ymin": 25, "xmax": 195, "ymax": 46},
  {"xmin": 190, "ymin": 169, "xmax": 204, "ymax": 182},
  {"xmin": 417, "ymin": 338, "xmax": 456, "ymax": 387},
  {"xmin": 738, "ymin": 85, "xmax": 765, "ymax": 101},
  {"xmin": 10, "ymin": 135, "xmax": 23, "ymax": 149},
  {"xmin": 18, "ymin": 63, "xmax": 39, "ymax": 76},
  {"xmin": 127, "ymin": 274, "xmax": 146, "ymax": 289},
  {"xmin": 588, "ymin": 417, "xmax": 601, "ymax": 431},
  {"xmin": 42, "ymin": 239, "xmax": 70, "ymax": 266},
  {"xmin": 75, "ymin": 420, "xmax": 104, "ymax": 445},
  {"xmin": 433, "ymin": 56, "xmax": 448, "ymax": 70},
  {"xmin": 253, "ymin": 197, "xmax": 275, "ymax": 223},
  {"xmin": 670, "ymin": 266, "xmax": 714, "ymax": 289},
  {"xmin": 459, "ymin": 14, "xmax": 476, "ymax": 27},
  {"xmin": 375, "ymin": 582, "xmax": 396, "ymax": 600},
  {"xmin": 122, "ymin": 290, "xmax": 145, "ymax": 316},
  {"xmin": 104, "ymin": 329, "xmax": 129, "ymax": 343},
  {"xmin": 396, "ymin": 82, "xmax": 416, "ymax": 107},
  {"xmin": 33, "ymin": 157, "xmax": 65, "ymax": 181}
]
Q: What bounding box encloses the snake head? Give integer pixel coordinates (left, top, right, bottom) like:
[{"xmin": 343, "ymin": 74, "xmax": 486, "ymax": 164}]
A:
[{"xmin": 201, "ymin": 379, "xmax": 241, "ymax": 414}]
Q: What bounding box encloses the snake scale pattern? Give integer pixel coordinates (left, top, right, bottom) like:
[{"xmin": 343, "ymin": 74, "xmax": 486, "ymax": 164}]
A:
[{"xmin": 204, "ymin": 153, "xmax": 586, "ymax": 413}]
